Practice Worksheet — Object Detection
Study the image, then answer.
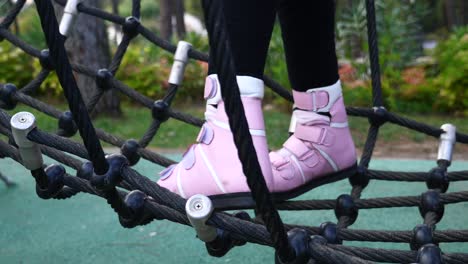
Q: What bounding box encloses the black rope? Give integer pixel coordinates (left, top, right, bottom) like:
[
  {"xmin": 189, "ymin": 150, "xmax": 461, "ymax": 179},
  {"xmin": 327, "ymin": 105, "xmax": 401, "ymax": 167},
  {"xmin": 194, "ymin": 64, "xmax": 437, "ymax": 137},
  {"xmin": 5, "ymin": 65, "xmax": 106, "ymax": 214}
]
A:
[
  {"xmin": 365, "ymin": 0, "xmax": 383, "ymax": 107},
  {"xmin": 201, "ymin": 0, "xmax": 295, "ymax": 261},
  {"xmin": 0, "ymin": 0, "xmax": 26, "ymax": 29},
  {"xmin": 34, "ymin": 0, "xmax": 108, "ymax": 175}
]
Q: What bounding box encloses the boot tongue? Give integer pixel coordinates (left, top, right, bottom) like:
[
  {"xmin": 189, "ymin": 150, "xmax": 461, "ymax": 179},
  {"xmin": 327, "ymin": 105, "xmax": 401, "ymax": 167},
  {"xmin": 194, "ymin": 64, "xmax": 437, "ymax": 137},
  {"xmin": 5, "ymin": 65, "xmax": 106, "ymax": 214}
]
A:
[{"xmin": 295, "ymin": 110, "xmax": 330, "ymax": 126}]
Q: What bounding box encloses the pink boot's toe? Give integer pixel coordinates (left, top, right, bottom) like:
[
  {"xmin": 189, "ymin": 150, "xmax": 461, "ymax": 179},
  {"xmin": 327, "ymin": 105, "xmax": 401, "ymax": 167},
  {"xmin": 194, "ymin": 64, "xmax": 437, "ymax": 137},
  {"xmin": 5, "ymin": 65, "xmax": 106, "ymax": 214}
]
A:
[
  {"xmin": 269, "ymin": 81, "xmax": 357, "ymax": 199},
  {"xmin": 157, "ymin": 75, "xmax": 274, "ymax": 209}
]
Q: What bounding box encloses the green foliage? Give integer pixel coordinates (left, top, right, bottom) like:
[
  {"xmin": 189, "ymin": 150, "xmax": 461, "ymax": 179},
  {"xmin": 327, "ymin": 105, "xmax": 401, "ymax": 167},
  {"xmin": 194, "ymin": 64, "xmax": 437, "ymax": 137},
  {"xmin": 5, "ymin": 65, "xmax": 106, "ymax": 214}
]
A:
[
  {"xmin": 116, "ymin": 32, "xmax": 208, "ymax": 101},
  {"xmin": 0, "ymin": 41, "xmax": 36, "ymax": 88},
  {"xmin": 16, "ymin": 5, "xmax": 47, "ymax": 49},
  {"xmin": 431, "ymin": 27, "xmax": 468, "ymax": 115},
  {"xmin": 336, "ymin": 0, "xmax": 430, "ymax": 72},
  {"xmin": 342, "ymin": 84, "xmax": 372, "ymax": 108}
]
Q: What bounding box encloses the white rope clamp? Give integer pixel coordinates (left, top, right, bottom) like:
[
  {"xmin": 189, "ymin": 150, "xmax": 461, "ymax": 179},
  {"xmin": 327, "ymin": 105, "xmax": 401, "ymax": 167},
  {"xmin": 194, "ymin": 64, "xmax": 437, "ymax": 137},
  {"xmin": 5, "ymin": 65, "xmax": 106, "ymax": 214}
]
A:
[
  {"xmin": 437, "ymin": 124, "xmax": 456, "ymax": 165},
  {"xmin": 59, "ymin": 0, "xmax": 82, "ymax": 37},
  {"xmin": 10, "ymin": 112, "xmax": 43, "ymax": 170},
  {"xmin": 168, "ymin": 41, "xmax": 192, "ymax": 86},
  {"xmin": 185, "ymin": 194, "xmax": 217, "ymax": 242}
]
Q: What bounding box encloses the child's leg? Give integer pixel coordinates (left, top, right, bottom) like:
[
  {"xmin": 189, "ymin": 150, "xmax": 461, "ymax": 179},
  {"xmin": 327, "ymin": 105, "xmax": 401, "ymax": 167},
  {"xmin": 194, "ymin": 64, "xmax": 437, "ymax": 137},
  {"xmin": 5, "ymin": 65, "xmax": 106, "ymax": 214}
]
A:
[
  {"xmin": 158, "ymin": 0, "xmax": 277, "ymax": 207},
  {"xmin": 278, "ymin": 0, "xmax": 339, "ymax": 91},
  {"xmin": 208, "ymin": 0, "xmax": 277, "ymax": 79},
  {"xmin": 270, "ymin": 0, "xmax": 357, "ymax": 194}
]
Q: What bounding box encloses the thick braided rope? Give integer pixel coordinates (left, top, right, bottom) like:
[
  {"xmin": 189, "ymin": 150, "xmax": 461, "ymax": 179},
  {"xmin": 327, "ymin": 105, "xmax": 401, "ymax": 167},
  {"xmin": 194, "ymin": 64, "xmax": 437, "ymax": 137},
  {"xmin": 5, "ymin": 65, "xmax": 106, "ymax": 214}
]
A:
[
  {"xmin": 33, "ymin": 0, "xmax": 108, "ymax": 175},
  {"xmin": 365, "ymin": 0, "xmax": 383, "ymax": 107},
  {"xmin": 201, "ymin": 0, "xmax": 295, "ymax": 261}
]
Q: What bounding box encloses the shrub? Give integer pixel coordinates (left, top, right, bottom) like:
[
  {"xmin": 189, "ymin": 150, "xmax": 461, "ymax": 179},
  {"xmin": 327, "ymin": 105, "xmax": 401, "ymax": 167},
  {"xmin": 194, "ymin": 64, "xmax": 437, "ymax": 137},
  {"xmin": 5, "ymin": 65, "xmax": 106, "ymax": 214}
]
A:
[
  {"xmin": 116, "ymin": 32, "xmax": 208, "ymax": 102},
  {"xmin": 431, "ymin": 27, "xmax": 468, "ymax": 115},
  {"xmin": 0, "ymin": 41, "xmax": 36, "ymax": 88}
]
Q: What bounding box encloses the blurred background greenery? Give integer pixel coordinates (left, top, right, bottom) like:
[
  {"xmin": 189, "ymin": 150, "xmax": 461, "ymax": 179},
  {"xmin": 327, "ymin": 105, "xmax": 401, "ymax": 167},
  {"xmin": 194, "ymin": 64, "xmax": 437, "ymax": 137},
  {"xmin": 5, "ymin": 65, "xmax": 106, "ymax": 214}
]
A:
[{"xmin": 1, "ymin": 0, "xmax": 467, "ymax": 113}]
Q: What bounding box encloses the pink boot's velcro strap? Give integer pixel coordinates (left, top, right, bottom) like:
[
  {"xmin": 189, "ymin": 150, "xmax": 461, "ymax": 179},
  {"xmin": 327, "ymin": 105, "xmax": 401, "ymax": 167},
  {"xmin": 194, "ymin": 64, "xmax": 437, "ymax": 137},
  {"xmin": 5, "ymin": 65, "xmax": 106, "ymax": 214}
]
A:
[
  {"xmin": 204, "ymin": 76, "xmax": 218, "ymax": 100},
  {"xmin": 294, "ymin": 125, "xmax": 335, "ymax": 146},
  {"xmin": 293, "ymin": 90, "xmax": 329, "ymax": 111},
  {"xmin": 283, "ymin": 136, "xmax": 312, "ymax": 160},
  {"xmin": 196, "ymin": 124, "xmax": 214, "ymax": 145}
]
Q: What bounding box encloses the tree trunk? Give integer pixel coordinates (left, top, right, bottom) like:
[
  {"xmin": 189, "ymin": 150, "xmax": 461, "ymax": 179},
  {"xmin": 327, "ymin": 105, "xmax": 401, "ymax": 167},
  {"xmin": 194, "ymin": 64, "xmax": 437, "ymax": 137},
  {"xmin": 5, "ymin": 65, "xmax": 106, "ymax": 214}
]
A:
[
  {"xmin": 55, "ymin": 1, "xmax": 121, "ymax": 117},
  {"xmin": 174, "ymin": 0, "xmax": 186, "ymax": 39},
  {"xmin": 111, "ymin": 0, "xmax": 120, "ymax": 43},
  {"xmin": 444, "ymin": 0, "xmax": 456, "ymax": 29},
  {"xmin": 160, "ymin": 0, "xmax": 174, "ymax": 40}
]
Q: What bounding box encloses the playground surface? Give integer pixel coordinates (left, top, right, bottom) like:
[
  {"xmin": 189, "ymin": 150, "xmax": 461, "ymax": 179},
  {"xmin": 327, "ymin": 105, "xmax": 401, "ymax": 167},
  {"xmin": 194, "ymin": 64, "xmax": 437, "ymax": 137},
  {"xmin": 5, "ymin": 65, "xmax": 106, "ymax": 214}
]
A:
[{"xmin": 1, "ymin": 156, "xmax": 467, "ymax": 263}]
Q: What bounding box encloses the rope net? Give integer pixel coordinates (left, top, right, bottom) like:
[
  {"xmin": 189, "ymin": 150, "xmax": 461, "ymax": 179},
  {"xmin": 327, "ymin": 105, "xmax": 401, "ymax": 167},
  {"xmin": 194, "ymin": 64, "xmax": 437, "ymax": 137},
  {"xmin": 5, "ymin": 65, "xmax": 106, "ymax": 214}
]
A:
[{"xmin": 0, "ymin": 0, "xmax": 467, "ymax": 263}]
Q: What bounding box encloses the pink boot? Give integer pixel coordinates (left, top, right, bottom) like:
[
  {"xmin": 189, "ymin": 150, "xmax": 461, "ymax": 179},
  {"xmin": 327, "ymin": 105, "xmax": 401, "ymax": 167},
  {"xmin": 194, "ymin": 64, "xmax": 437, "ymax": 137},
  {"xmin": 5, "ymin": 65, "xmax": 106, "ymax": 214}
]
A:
[
  {"xmin": 157, "ymin": 74, "xmax": 274, "ymax": 209},
  {"xmin": 269, "ymin": 81, "xmax": 357, "ymax": 200}
]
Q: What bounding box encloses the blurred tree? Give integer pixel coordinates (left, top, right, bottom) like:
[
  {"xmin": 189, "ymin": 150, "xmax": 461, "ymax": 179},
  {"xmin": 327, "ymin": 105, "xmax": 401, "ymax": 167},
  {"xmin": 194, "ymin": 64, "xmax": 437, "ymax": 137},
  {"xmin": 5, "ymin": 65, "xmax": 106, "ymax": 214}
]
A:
[
  {"xmin": 444, "ymin": 0, "xmax": 466, "ymax": 29},
  {"xmin": 110, "ymin": 0, "xmax": 121, "ymax": 43},
  {"xmin": 55, "ymin": 0, "xmax": 121, "ymax": 117},
  {"xmin": 159, "ymin": 0, "xmax": 186, "ymax": 40}
]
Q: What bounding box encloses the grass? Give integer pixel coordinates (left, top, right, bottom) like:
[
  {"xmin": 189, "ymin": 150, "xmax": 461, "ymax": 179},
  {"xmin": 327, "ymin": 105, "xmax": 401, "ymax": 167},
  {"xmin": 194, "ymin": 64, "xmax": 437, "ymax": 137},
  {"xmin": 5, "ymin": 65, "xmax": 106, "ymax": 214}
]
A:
[{"xmin": 2, "ymin": 101, "xmax": 468, "ymax": 152}]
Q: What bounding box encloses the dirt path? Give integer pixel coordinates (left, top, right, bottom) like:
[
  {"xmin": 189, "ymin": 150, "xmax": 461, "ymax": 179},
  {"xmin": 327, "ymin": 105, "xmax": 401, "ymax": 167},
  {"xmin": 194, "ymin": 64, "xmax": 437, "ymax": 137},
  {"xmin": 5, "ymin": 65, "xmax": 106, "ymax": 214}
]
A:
[
  {"xmin": 358, "ymin": 138, "xmax": 467, "ymax": 160},
  {"xmin": 105, "ymin": 139, "xmax": 467, "ymax": 161}
]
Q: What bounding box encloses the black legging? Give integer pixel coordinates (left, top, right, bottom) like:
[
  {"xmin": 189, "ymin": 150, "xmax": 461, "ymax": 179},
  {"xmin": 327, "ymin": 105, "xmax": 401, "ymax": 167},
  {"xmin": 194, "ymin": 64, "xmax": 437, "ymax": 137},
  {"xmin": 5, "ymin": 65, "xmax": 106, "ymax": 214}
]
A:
[{"xmin": 208, "ymin": 0, "xmax": 339, "ymax": 92}]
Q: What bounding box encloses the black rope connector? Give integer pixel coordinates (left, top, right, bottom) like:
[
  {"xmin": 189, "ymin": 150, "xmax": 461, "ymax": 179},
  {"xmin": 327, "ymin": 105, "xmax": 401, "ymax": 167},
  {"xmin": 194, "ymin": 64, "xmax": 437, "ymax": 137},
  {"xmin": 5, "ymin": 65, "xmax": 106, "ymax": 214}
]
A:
[
  {"xmin": 419, "ymin": 190, "xmax": 444, "ymax": 224},
  {"xmin": 36, "ymin": 164, "xmax": 65, "ymax": 199},
  {"xmin": 39, "ymin": 49, "xmax": 54, "ymax": 70},
  {"xmin": 206, "ymin": 211, "xmax": 250, "ymax": 258},
  {"xmin": 275, "ymin": 228, "xmax": 311, "ymax": 264},
  {"xmin": 90, "ymin": 154, "xmax": 128, "ymax": 191},
  {"xmin": 349, "ymin": 165, "xmax": 370, "ymax": 189},
  {"xmin": 120, "ymin": 139, "xmax": 141, "ymax": 166},
  {"xmin": 410, "ymin": 224, "xmax": 435, "ymax": 251},
  {"xmin": 368, "ymin": 106, "xmax": 387, "ymax": 127},
  {"xmin": 77, "ymin": 161, "xmax": 94, "ymax": 180},
  {"xmin": 152, "ymin": 100, "xmax": 170, "ymax": 122},
  {"xmin": 417, "ymin": 244, "xmax": 443, "ymax": 264},
  {"xmin": 57, "ymin": 111, "xmax": 78, "ymax": 137},
  {"xmin": 0, "ymin": 83, "xmax": 18, "ymax": 110},
  {"xmin": 122, "ymin": 16, "xmax": 140, "ymax": 38},
  {"xmin": 319, "ymin": 222, "xmax": 342, "ymax": 244},
  {"xmin": 335, "ymin": 194, "xmax": 358, "ymax": 225},
  {"xmin": 309, "ymin": 235, "xmax": 327, "ymax": 246},
  {"xmin": 119, "ymin": 190, "xmax": 154, "ymax": 228},
  {"xmin": 95, "ymin": 69, "xmax": 113, "ymax": 91},
  {"xmin": 426, "ymin": 167, "xmax": 449, "ymax": 193}
]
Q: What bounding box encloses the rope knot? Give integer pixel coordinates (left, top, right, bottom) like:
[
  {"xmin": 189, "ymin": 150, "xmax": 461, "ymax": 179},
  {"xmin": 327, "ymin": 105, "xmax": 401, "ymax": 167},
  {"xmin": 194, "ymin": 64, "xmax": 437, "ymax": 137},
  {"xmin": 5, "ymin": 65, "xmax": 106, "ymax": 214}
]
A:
[
  {"xmin": 206, "ymin": 211, "xmax": 250, "ymax": 258},
  {"xmin": 119, "ymin": 190, "xmax": 154, "ymax": 228},
  {"xmin": 349, "ymin": 165, "xmax": 370, "ymax": 189},
  {"xmin": 417, "ymin": 244, "xmax": 443, "ymax": 264},
  {"xmin": 36, "ymin": 164, "xmax": 65, "ymax": 199},
  {"xmin": 419, "ymin": 190, "xmax": 444, "ymax": 225},
  {"xmin": 90, "ymin": 154, "xmax": 128, "ymax": 191},
  {"xmin": 319, "ymin": 222, "xmax": 342, "ymax": 244},
  {"xmin": 39, "ymin": 49, "xmax": 54, "ymax": 70},
  {"xmin": 275, "ymin": 228, "xmax": 312, "ymax": 264},
  {"xmin": 0, "ymin": 83, "xmax": 18, "ymax": 110},
  {"xmin": 57, "ymin": 111, "xmax": 78, "ymax": 138},
  {"xmin": 122, "ymin": 16, "xmax": 140, "ymax": 38},
  {"xmin": 120, "ymin": 139, "xmax": 141, "ymax": 166},
  {"xmin": 368, "ymin": 106, "xmax": 387, "ymax": 127},
  {"xmin": 411, "ymin": 224, "xmax": 435, "ymax": 251},
  {"xmin": 334, "ymin": 194, "xmax": 358, "ymax": 226},
  {"xmin": 95, "ymin": 68, "xmax": 113, "ymax": 91},
  {"xmin": 427, "ymin": 166, "xmax": 449, "ymax": 193},
  {"xmin": 152, "ymin": 100, "xmax": 170, "ymax": 122}
]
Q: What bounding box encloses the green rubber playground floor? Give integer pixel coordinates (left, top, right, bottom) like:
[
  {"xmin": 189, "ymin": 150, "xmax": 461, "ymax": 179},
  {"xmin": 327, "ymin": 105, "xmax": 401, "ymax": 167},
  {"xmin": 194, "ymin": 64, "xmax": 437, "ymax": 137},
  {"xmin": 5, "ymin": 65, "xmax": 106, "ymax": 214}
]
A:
[{"xmin": 1, "ymin": 156, "xmax": 467, "ymax": 263}]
